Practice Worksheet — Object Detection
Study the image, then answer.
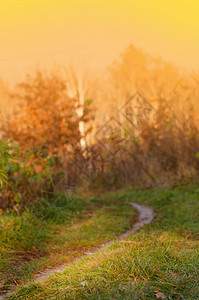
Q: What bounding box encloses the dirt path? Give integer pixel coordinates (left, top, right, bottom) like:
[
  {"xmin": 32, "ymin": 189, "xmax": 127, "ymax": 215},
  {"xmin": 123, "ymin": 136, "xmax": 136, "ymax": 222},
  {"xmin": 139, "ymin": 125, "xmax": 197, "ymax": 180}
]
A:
[{"xmin": 1, "ymin": 202, "xmax": 155, "ymax": 299}]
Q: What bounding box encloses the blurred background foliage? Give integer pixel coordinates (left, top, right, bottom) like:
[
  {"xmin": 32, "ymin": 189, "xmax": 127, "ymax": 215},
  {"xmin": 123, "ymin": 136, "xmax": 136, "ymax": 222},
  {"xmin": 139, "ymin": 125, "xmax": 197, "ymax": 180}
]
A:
[{"xmin": 1, "ymin": 44, "xmax": 199, "ymax": 210}]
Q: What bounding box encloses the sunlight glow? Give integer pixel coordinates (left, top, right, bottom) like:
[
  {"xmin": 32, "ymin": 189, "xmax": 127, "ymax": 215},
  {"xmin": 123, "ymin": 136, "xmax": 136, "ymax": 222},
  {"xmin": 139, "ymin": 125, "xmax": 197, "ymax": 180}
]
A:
[{"xmin": 0, "ymin": 0, "xmax": 199, "ymax": 81}]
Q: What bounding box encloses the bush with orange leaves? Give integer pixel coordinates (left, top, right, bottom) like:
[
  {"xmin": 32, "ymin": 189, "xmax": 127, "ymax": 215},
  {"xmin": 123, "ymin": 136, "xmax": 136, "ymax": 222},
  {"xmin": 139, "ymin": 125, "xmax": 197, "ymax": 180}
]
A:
[
  {"xmin": 0, "ymin": 71, "xmax": 93, "ymax": 207},
  {"xmin": 2, "ymin": 71, "xmax": 92, "ymax": 157}
]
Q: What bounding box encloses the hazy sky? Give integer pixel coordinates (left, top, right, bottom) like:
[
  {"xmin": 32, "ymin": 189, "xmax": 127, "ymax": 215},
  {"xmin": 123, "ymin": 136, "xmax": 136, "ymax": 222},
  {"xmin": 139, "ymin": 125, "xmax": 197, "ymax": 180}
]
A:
[{"xmin": 1, "ymin": 0, "xmax": 199, "ymax": 83}]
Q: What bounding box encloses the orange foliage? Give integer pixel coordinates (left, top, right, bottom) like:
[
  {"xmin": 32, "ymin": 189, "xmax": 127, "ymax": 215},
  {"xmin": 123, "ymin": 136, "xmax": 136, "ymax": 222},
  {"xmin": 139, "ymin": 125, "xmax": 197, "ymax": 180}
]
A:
[{"xmin": 2, "ymin": 71, "xmax": 91, "ymax": 156}]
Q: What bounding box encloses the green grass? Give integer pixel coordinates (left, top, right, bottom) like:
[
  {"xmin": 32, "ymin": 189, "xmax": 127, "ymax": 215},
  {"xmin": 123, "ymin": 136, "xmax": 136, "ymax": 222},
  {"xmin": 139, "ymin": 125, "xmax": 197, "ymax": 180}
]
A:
[
  {"xmin": 0, "ymin": 194, "xmax": 136, "ymax": 294},
  {"xmin": 8, "ymin": 185, "xmax": 199, "ymax": 299}
]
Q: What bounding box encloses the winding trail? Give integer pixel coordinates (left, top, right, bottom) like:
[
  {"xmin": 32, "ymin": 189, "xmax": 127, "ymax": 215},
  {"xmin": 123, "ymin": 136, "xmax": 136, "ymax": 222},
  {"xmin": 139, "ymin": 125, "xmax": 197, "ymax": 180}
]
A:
[{"xmin": 1, "ymin": 202, "xmax": 155, "ymax": 299}]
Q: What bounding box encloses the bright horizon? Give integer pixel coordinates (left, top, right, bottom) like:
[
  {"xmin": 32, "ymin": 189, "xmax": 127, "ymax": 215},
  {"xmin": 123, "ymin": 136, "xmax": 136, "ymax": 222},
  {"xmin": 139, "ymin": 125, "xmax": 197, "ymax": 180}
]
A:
[{"xmin": 1, "ymin": 0, "xmax": 199, "ymax": 83}]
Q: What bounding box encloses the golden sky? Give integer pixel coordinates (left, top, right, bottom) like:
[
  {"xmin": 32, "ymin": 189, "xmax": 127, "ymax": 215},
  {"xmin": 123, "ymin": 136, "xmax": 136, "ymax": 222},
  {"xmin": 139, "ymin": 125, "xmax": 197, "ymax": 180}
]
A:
[{"xmin": 1, "ymin": 0, "xmax": 199, "ymax": 82}]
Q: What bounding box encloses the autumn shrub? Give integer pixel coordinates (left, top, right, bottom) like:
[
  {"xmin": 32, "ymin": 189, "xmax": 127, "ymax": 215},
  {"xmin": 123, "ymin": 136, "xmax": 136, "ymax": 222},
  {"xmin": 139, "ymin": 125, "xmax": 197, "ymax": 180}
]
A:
[
  {"xmin": 2, "ymin": 71, "xmax": 92, "ymax": 156},
  {"xmin": 0, "ymin": 71, "xmax": 93, "ymax": 200}
]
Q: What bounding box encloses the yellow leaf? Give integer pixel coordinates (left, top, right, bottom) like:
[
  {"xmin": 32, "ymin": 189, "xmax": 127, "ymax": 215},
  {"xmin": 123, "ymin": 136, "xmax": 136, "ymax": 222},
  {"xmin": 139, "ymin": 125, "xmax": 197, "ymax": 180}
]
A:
[{"xmin": 155, "ymin": 292, "xmax": 166, "ymax": 299}]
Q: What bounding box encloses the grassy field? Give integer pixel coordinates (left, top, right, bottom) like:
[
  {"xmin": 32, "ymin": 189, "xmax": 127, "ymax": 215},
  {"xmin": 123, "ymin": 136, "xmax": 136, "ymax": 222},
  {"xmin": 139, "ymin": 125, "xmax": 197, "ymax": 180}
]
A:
[
  {"xmin": 0, "ymin": 194, "xmax": 136, "ymax": 295},
  {"xmin": 7, "ymin": 185, "xmax": 199, "ymax": 299}
]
